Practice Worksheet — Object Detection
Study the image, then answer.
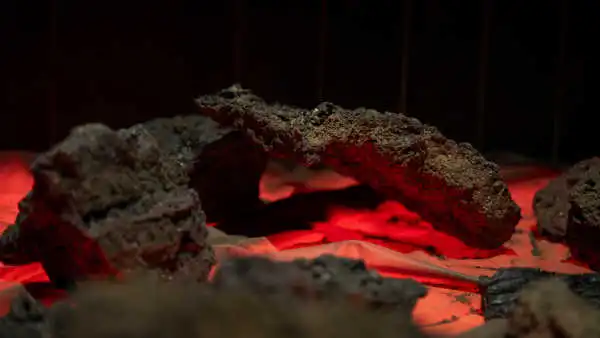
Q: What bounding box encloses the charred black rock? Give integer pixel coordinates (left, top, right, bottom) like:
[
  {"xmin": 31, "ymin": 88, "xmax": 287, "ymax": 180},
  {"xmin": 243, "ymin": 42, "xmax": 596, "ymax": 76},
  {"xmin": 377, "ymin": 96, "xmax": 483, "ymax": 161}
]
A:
[
  {"xmin": 480, "ymin": 267, "xmax": 600, "ymax": 320},
  {"xmin": 0, "ymin": 290, "xmax": 47, "ymax": 338},
  {"xmin": 196, "ymin": 85, "xmax": 521, "ymax": 249},
  {"xmin": 533, "ymin": 157, "xmax": 600, "ymax": 270},
  {"xmin": 212, "ymin": 254, "xmax": 428, "ymax": 312}
]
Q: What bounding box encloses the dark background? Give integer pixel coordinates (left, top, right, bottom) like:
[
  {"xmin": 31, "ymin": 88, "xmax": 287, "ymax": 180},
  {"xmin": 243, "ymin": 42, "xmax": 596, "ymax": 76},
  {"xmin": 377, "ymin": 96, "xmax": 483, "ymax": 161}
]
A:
[{"xmin": 0, "ymin": 0, "xmax": 596, "ymax": 164}]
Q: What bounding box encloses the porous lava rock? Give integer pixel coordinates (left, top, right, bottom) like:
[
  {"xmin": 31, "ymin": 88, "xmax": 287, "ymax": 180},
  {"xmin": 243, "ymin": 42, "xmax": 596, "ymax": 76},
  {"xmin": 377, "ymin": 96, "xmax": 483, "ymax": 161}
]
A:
[
  {"xmin": 196, "ymin": 85, "xmax": 521, "ymax": 248},
  {"xmin": 0, "ymin": 116, "xmax": 268, "ymax": 286},
  {"xmin": 212, "ymin": 254, "xmax": 428, "ymax": 311},
  {"xmin": 533, "ymin": 157, "xmax": 600, "ymax": 269},
  {"xmin": 0, "ymin": 122, "xmax": 219, "ymax": 286},
  {"xmin": 142, "ymin": 116, "xmax": 267, "ymax": 222}
]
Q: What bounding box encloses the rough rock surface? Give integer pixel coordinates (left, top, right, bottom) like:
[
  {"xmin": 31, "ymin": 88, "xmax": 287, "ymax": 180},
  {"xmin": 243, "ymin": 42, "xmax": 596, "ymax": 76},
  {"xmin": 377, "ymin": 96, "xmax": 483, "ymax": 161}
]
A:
[
  {"xmin": 0, "ymin": 122, "xmax": 216, "ymax": 286},
  {"xmin": 212, "ymin": 254, "xmax": 428, "ymax": 311},
  {"xmin": 142, "ymin": 116, "xmax": 267, "ymax": 222},
  {"xmin": 533, "ymin": 157, "xmax": 600, "ymax": 269},
  {"xmin": 196, "ymin": 85, "xmax": 521, "ymax": 248},
  {"xmin": 0, "ymin": 290, "xmax": 47, "ymax": 338},
  {"xmin": 480, "ymin": 267, "xmax": 600, "ymax": 320}
]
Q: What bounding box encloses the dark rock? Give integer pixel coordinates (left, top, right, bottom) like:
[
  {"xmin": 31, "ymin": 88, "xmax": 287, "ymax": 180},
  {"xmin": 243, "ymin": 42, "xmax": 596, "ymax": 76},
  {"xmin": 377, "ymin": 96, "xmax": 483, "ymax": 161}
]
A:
[
  {"xmin": 142, "ymin": 116, "xmax": 267, "ymax": 222},
  {"xmin": 533, "ymin": 157, "xmax": 600, "ymax": 269},
  {"xmin": 0, "ymin": 290, "xmax": 48, "ymax": 338},
  {"xmin": 0, "ymin": 123, "xmax": 215, "ymax": 286},
  {"xmin": 0, "ymin": 255, "xmax": 427, "ymax": 338},
  {"xmin": 480, "ymin": 267, "xmax": 600, "ymax": 320},
  {"xmin": 0, "ymin": 115, "xmax": 269, "ymax": 285},
  {"xmin": 196, "ymin": 85, "xmax": 521, "ymax": 248},
  {"xmin": 212, "ymin": 254, "xmax": 428, "ymax": 312},
  {"xmin": 43, "ymin": 276, "xmax": 426, "ymax": 338},
  {"xmin": 505, "ymin": 279, "xmax": 600, "ymax": 338}
]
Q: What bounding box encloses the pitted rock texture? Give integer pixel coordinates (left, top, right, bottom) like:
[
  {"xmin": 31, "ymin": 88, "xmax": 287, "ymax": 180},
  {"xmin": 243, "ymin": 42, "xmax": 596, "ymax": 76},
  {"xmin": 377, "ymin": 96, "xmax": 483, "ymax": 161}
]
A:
[
  {"xmin": 0, "ymin": 122, "xmax": 215, "ymax": 286},
  {"xmin": 142, "ymin": 116, "xmax": 267, "ymax": 222},
  {"xmin": 533, "ymin": 157, "xmax": 600, "ymax": 270},
  {"xmin": 196, "ymin": 85, "xmax": 521, "ymax": 248},
  {"xmin": 143, "ymin": 115, "xmax": 267, "ymax": 222}
]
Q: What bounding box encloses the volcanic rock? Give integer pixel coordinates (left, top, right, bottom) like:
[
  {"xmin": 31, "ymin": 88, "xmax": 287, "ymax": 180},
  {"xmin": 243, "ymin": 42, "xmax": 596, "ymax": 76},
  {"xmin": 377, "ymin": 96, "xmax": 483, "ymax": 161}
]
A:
[
  {"xmin": 196, "ymin": 85, "xmax": 521, "ymax": 248},
  {"xmin": 463, "ymin": 279, "xmax": 600, "ymax": 338},
  {"xmin": 480, "ymin": 267, "xmax": 600, "ymax": 320},
  {"xmin": 141, "ymin": 116, "xmax": 267, "ymax": 222},
  {"xmin": 212, "ymin": 254, "xmax": 428, "ymax": 311},
  {"xmin": 533, "ymin": 157, "xmax": 600, "ymax": 269},
  {"xmin": 0, "ymin": 290, "xmax": 47, "ymax": 338},
  {"xmin": 456, "ymin": 319, "xmax": 508, "ymax": 338},
  {"xmin": 0, "ymin": 122, "xmax": 216, "ymax": 286}
]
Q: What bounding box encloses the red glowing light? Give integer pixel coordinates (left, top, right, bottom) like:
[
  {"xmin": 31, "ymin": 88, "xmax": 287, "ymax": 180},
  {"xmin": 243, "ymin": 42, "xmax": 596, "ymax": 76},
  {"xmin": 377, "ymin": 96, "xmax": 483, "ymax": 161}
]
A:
[{"xmin": 0, "ymin": 153, "xmax": 590, "ymax": 334}]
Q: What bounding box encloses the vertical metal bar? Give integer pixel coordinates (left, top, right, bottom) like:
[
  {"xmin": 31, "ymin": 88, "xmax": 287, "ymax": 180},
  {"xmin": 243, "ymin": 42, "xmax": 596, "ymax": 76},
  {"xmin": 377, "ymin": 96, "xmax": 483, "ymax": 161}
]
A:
[
  {"xmin": 398, "ymin": 0, "xmax": 412, "ymax": 114},
  {"xmin": 316, "ymin": 0, "xmax": 327, "ymax": 101},
  {"xmin": 476, "ymin": 0, "xmax": 492, "ymax": 151},
  {"xmin": 552, "ymin": 0, "xmax": 568, "ymax": 165},
  {"xmin": 233, "ymin": 0, "xmax": 245, "ymax": 83}
]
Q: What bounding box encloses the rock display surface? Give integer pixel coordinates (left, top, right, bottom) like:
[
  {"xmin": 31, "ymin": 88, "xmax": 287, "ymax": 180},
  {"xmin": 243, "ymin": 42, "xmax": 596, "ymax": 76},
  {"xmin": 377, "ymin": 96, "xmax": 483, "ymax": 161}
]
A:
[{"xmin": 196, "ymin": 85, "xmax": 521, "ymax": 248}]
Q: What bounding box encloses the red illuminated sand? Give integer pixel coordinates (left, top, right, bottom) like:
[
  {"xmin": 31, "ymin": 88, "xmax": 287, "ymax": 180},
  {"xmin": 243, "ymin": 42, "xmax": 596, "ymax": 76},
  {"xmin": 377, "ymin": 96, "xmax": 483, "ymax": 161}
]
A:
[{"xmin": 0, "ymin": 152, "xmax": 592, "ymax": 334}]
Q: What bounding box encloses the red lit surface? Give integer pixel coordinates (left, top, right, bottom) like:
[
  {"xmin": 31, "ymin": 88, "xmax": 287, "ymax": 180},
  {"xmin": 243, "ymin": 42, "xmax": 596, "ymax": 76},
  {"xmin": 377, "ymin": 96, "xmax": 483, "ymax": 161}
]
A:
[{"xmin": 0, "ymin": 152, "xmax": 591, "ymax": 334}]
